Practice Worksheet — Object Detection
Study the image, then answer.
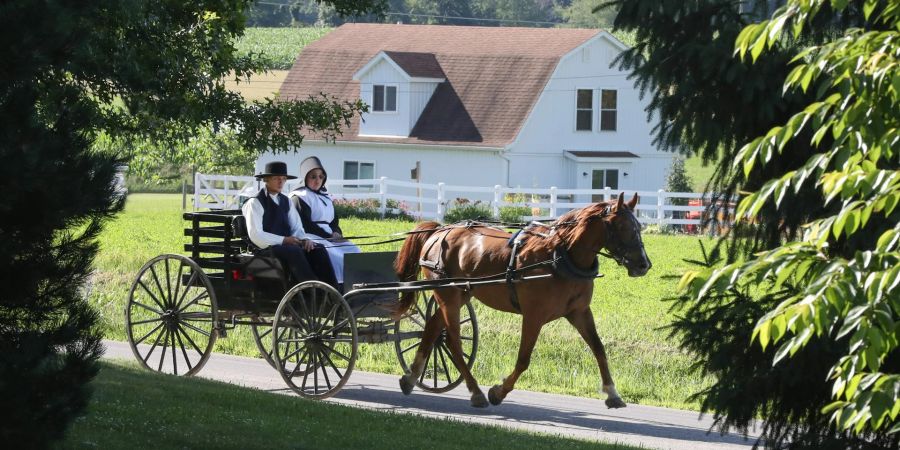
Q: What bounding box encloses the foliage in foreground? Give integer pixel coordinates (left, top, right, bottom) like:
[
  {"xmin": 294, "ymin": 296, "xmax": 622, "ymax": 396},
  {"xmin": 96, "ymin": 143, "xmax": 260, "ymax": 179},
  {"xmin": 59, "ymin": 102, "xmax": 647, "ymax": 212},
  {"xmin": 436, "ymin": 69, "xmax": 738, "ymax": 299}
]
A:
[
  {"xmin": 609, "ymin": 0, "xmax": 898, "ymax": 448},
  {"xmin": 64, "ymin": 360, "xmax": 636, "ymax": 450},
  {"xmin": 684, "ymin": 0, "xmax": 900, "ymax": 439},
  {"xmin": 0, "ymin": 0, "xmax": 380, "ymax": 446}
]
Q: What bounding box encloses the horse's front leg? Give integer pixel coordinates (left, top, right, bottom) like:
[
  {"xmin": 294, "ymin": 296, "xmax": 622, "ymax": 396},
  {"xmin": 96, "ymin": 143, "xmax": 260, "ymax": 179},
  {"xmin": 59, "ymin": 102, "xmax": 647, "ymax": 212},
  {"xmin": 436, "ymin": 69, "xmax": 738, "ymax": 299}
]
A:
[
  {"xmin": 487, "ymin": 314, "xmax": 544, "ymax": 406},
  {"xmin": 565, "ymin": 307, "xmax": 626, "ymax": 408},
  {"xmin": 440, "ymin": 300, "xmax": 489, "ymax": 408},
  {"xmin": 399, "ymin": 308, "xmax": 445, "ymax": 395}
]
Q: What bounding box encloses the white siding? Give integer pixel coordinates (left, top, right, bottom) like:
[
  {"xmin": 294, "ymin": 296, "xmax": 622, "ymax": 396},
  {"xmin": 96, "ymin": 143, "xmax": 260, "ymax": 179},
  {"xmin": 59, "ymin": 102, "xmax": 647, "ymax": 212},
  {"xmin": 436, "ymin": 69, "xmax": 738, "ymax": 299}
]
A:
[
  {"xmin": 508, "ymin": 33, "xmax": 673, "ymax": 192},
  {"xmin": 358, "ymin": 62, "xmax": 411, "ymax": 137},
  {"xmin": 258, "ymin": 143, "xmax": 503, "ymax": 187},
  {"xmin": 409, "ymin": 81, "xmax": 439, "ymax": 130}
]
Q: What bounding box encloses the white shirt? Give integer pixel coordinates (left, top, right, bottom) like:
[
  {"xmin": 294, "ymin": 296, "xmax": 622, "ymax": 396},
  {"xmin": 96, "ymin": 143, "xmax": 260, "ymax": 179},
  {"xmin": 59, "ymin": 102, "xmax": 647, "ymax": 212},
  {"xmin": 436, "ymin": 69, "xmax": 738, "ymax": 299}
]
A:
[{"xmin": 241, "ymin": 191, "xmax": 307, "ymax": 249}]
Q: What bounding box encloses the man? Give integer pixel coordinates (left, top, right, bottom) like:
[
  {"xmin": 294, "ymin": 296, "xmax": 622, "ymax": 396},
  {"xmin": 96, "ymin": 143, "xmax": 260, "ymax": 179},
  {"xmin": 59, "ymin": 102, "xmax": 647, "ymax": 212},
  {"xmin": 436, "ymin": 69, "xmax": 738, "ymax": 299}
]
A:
[{"xmin": 242, "ymin": 161, "xmax": 338, "ymax": 288}]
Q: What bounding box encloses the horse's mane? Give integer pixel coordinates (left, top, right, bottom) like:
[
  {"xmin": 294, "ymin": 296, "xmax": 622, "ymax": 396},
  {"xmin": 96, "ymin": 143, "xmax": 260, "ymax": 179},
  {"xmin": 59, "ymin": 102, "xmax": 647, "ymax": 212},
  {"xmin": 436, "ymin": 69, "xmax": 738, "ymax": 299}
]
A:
[{"xmin": 519, "ymin": 201, "xmax": 612, "ymax": 255}]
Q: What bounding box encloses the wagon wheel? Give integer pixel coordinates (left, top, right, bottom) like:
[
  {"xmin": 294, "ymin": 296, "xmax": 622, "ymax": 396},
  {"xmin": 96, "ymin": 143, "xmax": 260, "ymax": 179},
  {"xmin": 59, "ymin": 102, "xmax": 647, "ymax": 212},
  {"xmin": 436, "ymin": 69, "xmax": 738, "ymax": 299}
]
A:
[
  {"xmin": 125, "ymin": 254, "xmax": 218, "ymax": 376},
  {"xmin": 394, "ymin": 290, "xmax": 479, "ymax": 393},
  {"xmin": 272, "ymin": 281, "xmax": 357, "ymax": 399}
]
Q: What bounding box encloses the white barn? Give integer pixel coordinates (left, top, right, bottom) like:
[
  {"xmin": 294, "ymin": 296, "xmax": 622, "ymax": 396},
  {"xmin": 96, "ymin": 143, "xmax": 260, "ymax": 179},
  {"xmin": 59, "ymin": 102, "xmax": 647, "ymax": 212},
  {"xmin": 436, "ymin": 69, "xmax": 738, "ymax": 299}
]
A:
[{"xmin": 258, "ymin": 23, "xmax": 672, "ymax": 197}]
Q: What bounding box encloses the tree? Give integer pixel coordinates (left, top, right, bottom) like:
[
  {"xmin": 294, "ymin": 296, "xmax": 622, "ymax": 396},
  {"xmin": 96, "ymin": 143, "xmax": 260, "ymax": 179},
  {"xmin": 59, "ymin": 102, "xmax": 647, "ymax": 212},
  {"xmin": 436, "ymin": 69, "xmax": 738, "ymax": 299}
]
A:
[
  {"xmin": 685, "ymin": 0, "xmax": 900, "ymax": 437},
  {"xmin": 0, "ymin": 0, "xmax": 381, "ymax": 446},
  {"xmin": 557, "ymin": 0, "xmax": 617, "ymax": 29},
  {"xmin": 605, "ymin": 0, "xmax": 895, "ymax": 447}
]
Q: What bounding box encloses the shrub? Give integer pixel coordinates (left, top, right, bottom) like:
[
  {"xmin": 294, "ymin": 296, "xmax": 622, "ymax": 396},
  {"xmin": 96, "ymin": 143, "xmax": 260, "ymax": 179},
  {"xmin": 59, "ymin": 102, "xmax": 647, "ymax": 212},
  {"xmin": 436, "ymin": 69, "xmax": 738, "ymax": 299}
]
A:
[
  {"xmin": 443, "ymin": 198, "xmax": 493, "ymax": 223},
  {"xmin": 332, "ymin": 198, "xmax": 413, "ymax": 221}
]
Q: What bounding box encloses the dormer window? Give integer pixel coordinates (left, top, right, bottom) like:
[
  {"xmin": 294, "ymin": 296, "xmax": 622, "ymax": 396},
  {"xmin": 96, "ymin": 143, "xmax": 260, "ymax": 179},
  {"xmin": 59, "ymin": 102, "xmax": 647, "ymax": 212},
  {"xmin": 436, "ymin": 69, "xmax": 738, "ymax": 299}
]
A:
[{"xmin": 373, "ymin": 85, "xmax": 397, "ymax": 112}]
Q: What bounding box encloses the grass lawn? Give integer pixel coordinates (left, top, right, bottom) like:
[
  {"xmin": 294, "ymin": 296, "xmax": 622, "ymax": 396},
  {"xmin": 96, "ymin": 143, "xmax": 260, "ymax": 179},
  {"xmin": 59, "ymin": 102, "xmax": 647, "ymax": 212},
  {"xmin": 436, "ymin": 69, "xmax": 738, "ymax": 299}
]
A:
[
  {"xmin": 62, "ymin": 360, "xmax": 640, "ymax": 449},
  {"xmin": 93, "ymin": 194, "xmax": 712, "ymax": 411}
]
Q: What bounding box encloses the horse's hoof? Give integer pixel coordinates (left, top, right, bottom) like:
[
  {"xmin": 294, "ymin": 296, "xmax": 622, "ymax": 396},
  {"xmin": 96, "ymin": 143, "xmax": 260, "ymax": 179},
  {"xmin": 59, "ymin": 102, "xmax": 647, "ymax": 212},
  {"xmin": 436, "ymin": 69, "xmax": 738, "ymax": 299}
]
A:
[
  {"xmin": 399, "ymin": 374, "xmax": 415, "ymax": 395},
  {"xmin": 471, "ymin": 391, "xmax": 489, "ymax": 408},
  {"xmin": 488, "ymin": 385, "xmax": 504, "ymax": 406},
  {"xmin": 605, "ymin": 397, "xmax": 627, "ymax": 409}
]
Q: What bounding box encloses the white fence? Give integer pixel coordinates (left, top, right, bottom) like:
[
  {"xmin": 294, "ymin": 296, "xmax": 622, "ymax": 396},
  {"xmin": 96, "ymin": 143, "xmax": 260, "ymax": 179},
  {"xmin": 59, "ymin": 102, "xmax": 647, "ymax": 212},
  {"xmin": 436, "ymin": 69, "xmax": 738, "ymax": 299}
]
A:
[{"xmin": 193, "ymin": 173, "xmax": 715, "ymax": 228}]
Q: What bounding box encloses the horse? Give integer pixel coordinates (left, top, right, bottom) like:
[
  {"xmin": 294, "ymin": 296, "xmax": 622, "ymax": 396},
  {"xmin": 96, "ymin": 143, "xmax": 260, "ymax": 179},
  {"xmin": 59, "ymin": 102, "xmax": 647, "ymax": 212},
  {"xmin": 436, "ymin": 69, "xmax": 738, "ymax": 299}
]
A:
[{"xmin": 393, "ymin": 193, "xmax": 651, "ymax": 408}]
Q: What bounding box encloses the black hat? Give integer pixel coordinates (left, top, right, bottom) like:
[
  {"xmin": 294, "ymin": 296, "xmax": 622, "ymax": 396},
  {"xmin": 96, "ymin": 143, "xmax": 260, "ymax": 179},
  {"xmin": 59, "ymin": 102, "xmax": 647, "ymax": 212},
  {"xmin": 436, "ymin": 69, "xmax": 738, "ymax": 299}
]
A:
[
  {"xmin": 255, "ymin": 161, "xmax": 296, "ymax": 180},
  {"xmin": 298, "ymin": 156, "xmax": 327, "ymax": 189}
]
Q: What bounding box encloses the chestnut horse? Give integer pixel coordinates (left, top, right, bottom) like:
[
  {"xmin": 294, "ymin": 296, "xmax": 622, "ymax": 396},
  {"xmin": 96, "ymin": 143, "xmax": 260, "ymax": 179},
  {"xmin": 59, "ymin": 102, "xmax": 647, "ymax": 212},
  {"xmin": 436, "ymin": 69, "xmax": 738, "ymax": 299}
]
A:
[{"xmin": 393, "ymin": 193, "xmax": 651, "ymax": 408}]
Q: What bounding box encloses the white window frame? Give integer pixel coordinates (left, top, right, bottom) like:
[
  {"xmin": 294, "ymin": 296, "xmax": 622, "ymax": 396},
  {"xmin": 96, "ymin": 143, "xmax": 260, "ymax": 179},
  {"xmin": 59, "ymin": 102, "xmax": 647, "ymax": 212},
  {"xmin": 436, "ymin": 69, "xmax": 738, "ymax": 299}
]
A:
[
  {"xmin": 599, "ymin": 89, "xmax": 617, "ymax": 132},
  {"xmin": 342, "ymin": 159, "xmax": 377, "ymax": 190},
  {"xmin": 371, "ymin": 84, "xmax": 398, "ymax": 114},
  {"xmin": 574, "ymin": 88, "xmax": 593, "ymax": 132}
]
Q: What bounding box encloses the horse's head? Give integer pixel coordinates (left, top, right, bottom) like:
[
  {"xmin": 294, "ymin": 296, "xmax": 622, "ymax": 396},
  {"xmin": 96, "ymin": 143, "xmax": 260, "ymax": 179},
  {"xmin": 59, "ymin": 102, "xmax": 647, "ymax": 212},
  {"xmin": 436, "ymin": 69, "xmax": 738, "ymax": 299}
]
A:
[{"xmin": 603, "ymin": 193, "xmax": 652, "ymax": 277}]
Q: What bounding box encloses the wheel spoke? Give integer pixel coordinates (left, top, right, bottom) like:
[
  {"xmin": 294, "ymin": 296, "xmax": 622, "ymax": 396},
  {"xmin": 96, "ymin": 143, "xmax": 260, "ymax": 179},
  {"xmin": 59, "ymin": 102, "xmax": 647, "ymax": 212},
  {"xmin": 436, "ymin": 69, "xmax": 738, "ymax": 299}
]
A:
[
  {"xmin": 319, "ymin": 349, "xmax": 333, "ymax": 391},
  {"xmin": 137, "ymin": 280, "xmax": 167, "ymax": 312},
  {"xmin": 130, "ymin": 317, "xmax": 163, "ymax": 326},
  {"xmin": 301, "ymin": 351, "xmax": 315, "ymax": 392},
  {"xmin": 287, "ymin": 348, "xmax": 311, "ymax": 379},
  {"xmin": 281, "ymin": 341, "xmax": 306, "ymax": 362},
  {"xmin": 173, "ymin": 327, "xmax": 194, "ymax": 372},
  {"xmin": 142, "ymin": 325, "xmax": 167, "ymax": 364},
  {"xmin": 437, "ymin": 344, "xmax": 453, "ymax": 384},
  {"xmin": 180, "ymin": 320, "xmax": 212, "ymax": 337},
  {"xmin": 149, "ymin": 265, "xmax": 170, "ymax": 309},
  {"xmin": 134, "ymin": 321, "xmax": 165, "ymax": 346},
  {"xmin": 174, "ymin": 270, "xmax": 199, "ymax": 309},
  {"xmin": 176, "ymin": 291, "xmax": 210, "ymax": 314},
  {"xmin": 164, "ymin": 258, "xmax": 173, "ymax": 310},
  {"xmin": 172, "ymin": 261, "xmax": 185, "ymax": 308},
  {"xmin": 176, "ymin": 323, "xmax": 205, "ymax": 357},
  {"xmin": 156, "ymin": 328, "xmax": 170, "ymax": 371},
  {"xmin": 170, "ymin": 327, "xmax": 178, "ymax": 375},
  {"xmin": 401, "ymin": 341, "xmax": 420, "ymax": 355},
  {"xmin": 320, "ymin": 316, "xmax": 350, "ymax": 337},
  {"xmin": 431, "ymin": 344, "xmax": 438, "ymax": 388},
  {"xmin": 321, "ymin": 343, "xmax": 351, "ymax": 363}
]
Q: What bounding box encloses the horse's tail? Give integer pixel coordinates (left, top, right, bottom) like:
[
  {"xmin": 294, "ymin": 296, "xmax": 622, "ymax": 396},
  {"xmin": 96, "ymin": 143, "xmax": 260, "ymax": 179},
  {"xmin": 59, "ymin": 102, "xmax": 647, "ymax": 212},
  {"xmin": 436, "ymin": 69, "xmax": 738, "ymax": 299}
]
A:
[{"xmin": 391, "ymin": 221, "xmax": 442, "ymax": 319}]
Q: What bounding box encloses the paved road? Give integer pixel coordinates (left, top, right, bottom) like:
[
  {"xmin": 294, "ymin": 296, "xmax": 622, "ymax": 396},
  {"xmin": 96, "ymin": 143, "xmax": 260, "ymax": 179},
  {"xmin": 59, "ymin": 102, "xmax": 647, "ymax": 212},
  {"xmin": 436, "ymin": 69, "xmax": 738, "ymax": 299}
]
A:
[{"xmin": 104, "ymin": 340, "xmax": 759, "ymax": 450}]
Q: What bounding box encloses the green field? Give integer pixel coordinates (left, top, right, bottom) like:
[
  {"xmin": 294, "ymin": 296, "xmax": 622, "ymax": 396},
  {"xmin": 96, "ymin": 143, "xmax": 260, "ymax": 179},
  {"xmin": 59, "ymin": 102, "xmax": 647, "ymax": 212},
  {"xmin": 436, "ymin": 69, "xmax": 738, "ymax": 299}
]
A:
[
  {"xmin": 63, "ymin": 360, "xmax": 639, "ymax": 449},
  {"xmin": 235, "ymin": 27, "xmax": 332, "ymax": 70},
  {"xmin": 93, "ymin": 194, "xmax": 712, "ymax": 410}
]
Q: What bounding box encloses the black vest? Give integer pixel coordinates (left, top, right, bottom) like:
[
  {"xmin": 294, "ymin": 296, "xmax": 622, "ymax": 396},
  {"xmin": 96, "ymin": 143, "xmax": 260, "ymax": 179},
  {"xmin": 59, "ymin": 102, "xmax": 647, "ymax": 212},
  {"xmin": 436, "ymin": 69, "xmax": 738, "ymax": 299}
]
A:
[{"xmin": 256, "ymin": 188, "xmax": 291, "ymax": 237}]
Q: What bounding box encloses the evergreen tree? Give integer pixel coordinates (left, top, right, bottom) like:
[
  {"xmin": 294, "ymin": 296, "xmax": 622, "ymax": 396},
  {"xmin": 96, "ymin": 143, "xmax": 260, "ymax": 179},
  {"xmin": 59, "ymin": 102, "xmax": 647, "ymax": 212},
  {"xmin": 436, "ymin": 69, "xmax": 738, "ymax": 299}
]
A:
[{"xmin": 0, "ymin": 0, "xmax": 381, "ymax": 446}]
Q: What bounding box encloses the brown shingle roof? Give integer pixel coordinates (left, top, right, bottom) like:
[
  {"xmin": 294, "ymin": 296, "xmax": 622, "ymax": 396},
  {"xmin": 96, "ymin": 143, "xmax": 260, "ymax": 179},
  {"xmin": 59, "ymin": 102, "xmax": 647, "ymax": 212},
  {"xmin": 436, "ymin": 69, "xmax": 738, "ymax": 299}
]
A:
[
  {"xmin": 383, "ymin": 51, "xmax": 445, "ymax": 79},
  {"xmin": 279, "ymin": 23, "xmax": 600, "ymax": 148}
]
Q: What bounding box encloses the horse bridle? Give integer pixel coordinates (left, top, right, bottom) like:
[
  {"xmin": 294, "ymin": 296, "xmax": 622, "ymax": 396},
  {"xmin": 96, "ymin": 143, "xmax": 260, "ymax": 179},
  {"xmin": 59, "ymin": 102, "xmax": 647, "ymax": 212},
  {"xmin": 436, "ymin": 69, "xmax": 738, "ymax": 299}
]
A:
[{"xmin": 595, "ymin": 206, "xmax": 646, "ymax": 267}]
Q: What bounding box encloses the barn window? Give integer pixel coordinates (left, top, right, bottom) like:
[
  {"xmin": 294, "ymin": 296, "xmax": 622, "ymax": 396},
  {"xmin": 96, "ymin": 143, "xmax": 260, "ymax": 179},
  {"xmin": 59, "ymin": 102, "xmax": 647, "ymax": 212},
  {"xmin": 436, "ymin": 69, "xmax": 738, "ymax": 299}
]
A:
[
  {"xmin": 373, "ymin": 85, "xmax": 397, "ymax": 112},
  {"xmin": 600, "ymin": 89, "xmax": 617, "ymax": 131},
  {"xmin": 576, "ymin": 89, "xmax": 593, "ymax": 131},
  {"xmin": 343, "ymin": 160, "xmax": 375, "ymax": 188}
]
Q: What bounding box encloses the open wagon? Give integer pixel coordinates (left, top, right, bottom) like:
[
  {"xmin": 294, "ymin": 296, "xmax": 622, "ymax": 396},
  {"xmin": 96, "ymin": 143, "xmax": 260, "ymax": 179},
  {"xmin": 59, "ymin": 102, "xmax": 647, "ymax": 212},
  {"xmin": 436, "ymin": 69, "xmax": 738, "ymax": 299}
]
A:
[{"xmin": 123, "ymin": 210, "xmax": 479, "ymax": 399}]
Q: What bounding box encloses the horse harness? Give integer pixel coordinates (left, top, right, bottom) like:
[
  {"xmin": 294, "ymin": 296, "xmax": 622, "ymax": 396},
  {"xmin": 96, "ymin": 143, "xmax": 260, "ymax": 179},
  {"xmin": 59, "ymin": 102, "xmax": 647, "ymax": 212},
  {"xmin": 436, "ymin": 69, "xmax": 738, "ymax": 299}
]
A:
[{"xmin": 418, "ymin": 209, "xmax": 638, "ymax": 313}]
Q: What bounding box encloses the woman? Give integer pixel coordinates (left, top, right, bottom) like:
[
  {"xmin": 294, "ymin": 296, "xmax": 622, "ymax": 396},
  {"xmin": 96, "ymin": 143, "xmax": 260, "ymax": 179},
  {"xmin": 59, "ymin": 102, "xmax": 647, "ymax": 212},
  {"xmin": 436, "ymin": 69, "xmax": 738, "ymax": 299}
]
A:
[{"xmin": 289, "ymin": 156, "xmax": 361, "ymax": 289}]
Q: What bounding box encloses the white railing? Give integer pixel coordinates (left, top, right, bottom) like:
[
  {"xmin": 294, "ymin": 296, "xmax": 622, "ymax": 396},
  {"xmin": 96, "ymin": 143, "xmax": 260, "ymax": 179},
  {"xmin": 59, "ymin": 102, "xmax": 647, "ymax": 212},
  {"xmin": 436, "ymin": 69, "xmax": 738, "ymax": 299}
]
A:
[{"xmin": 193, "ymin": 173, "xmax": 722, "ymax": 229}]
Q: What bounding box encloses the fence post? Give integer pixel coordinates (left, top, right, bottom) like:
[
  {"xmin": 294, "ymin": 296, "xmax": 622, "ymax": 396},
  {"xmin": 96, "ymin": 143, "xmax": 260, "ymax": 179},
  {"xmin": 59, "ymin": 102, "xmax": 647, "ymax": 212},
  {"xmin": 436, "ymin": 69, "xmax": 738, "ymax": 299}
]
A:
[
  {"xmin": 604, "ymin": 186, "xmax": 612, "ymax": 202},
  {"xmin": 493, "ymin": 185, "xmax": 501, "ymax": 219},
  {"xmin": 223, "ymin": 175, "xmax": 230, "ymax": 209},
  {"xmin": 181, "ymin": 180, "xmax": 186, "ymax": 211},
  {"xmin": 549, "ymin": 186, "xmax": 557, "ymax": 218},
  {"xmin": 657, "ymin": 189, "xmax": 665, "ymax": 228},
  {"xmin": 436, "ymin": 182, "xmax": 446, "ymax": 222},
  {"xmin": 379, "ymin": 177, "xmax": 387, "ymax": 218},
  {"xmin": 194, "ymin": 172, "xmax": 200, "ymax": 211}
]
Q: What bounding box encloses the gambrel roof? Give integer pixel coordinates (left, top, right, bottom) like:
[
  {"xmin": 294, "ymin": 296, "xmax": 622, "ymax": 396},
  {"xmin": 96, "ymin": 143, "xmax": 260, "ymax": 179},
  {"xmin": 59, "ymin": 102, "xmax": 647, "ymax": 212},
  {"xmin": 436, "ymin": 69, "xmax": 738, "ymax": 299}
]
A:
[{"xmin": 279, "ymin": 23, "xmax": 600, "ymax": 148}]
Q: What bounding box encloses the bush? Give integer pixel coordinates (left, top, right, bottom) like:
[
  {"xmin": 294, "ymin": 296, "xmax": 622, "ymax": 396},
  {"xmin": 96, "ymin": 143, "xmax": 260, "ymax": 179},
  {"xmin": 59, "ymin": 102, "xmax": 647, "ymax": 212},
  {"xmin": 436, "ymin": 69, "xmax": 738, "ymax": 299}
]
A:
[
  {"xmin": 332, "ymin": 198, "xmax": 413, "ymax": 221},
  {"xmin": 443, "ymin": 198, "xmax": 493, "ymax": 223}
]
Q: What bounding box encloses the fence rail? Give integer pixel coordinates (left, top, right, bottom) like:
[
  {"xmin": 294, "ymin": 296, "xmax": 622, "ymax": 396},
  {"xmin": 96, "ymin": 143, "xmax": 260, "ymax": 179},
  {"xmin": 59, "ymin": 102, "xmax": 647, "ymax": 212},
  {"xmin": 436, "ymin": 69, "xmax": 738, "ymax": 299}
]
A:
[{"xmin": 193, "ymin": 173, "xmax": 726, "ymax": 229}]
